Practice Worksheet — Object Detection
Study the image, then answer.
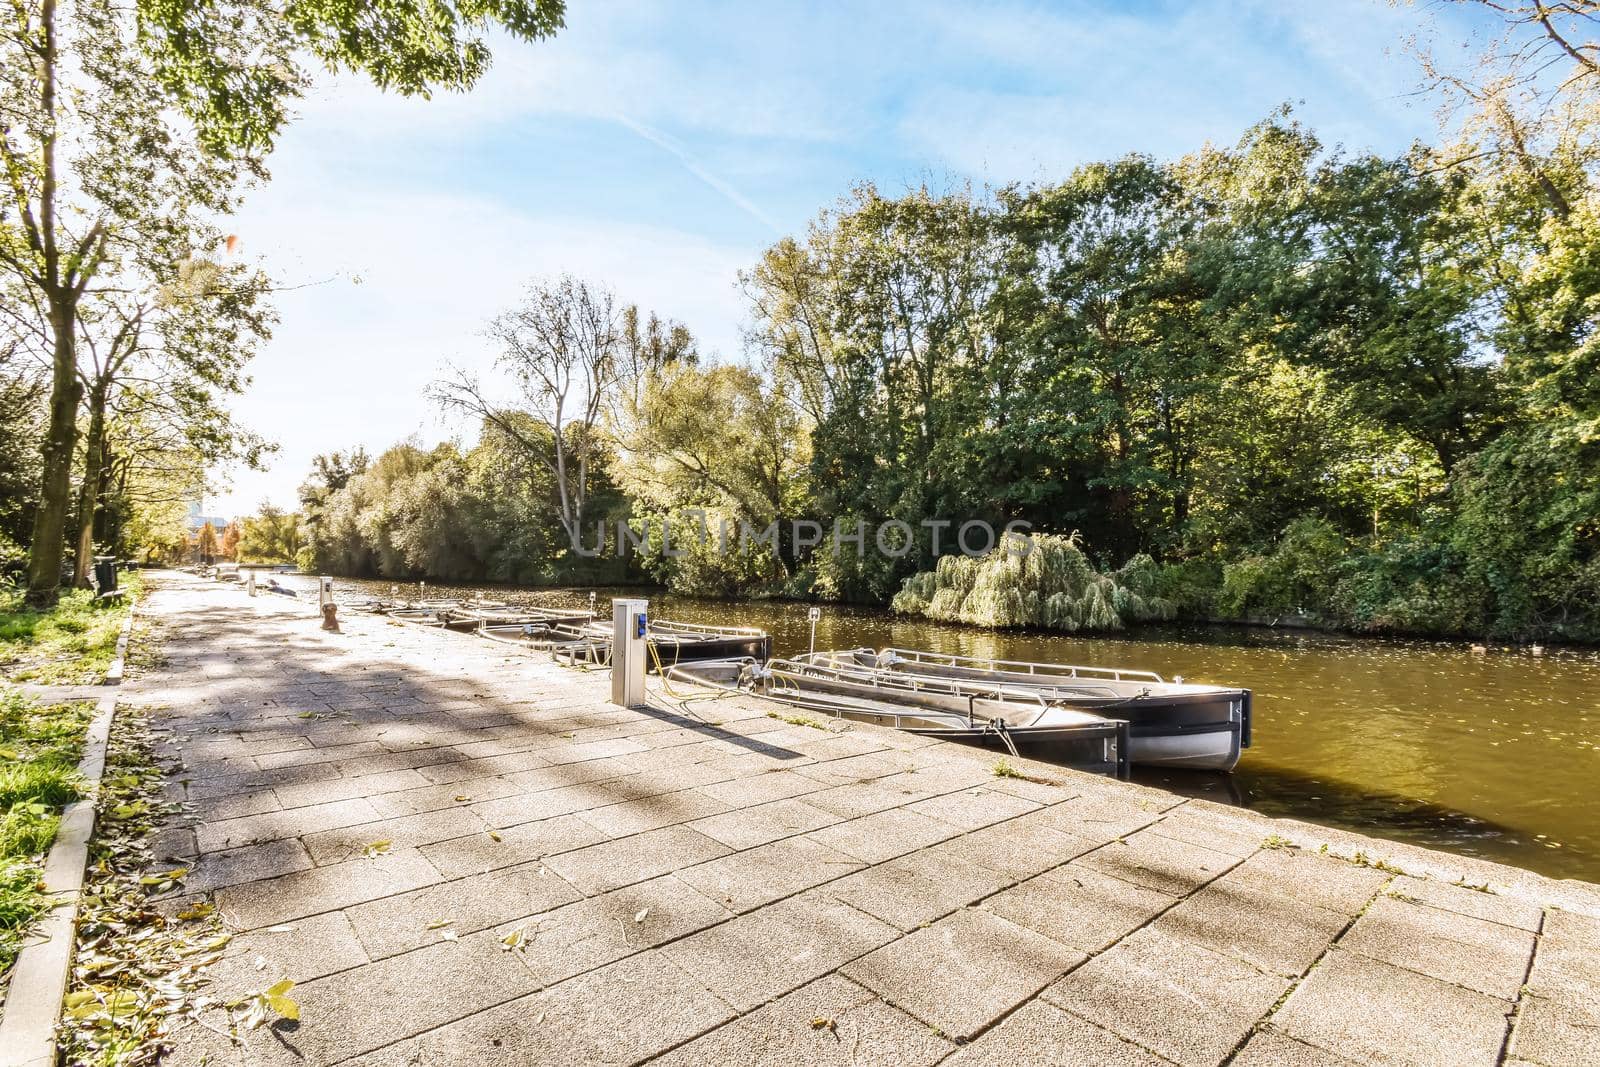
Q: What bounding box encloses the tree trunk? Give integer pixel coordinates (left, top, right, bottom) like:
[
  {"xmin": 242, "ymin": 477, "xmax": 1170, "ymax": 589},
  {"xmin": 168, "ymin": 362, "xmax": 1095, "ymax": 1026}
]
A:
[
  {"xmin": 72, "ymin": 381, "xmax": 109, "ymax": 587},
  {"xmin": 25, "ymin": 304, "xmax": 81, "ymax": 606}
]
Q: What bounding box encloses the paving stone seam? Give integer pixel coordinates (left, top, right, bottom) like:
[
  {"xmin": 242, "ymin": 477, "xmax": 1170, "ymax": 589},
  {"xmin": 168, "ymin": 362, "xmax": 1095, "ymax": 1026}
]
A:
[
  {"xmin": 1495, "ymin": 906, "xmax": 1547, "ymax": 1065},
  {"xmin": 908, "ymin": 823, "xmax": 1256, "ymax": 1063},
  {"xmin": 1330, "ymin": 889, "xmax": 1543, "ymax": 1006},
  {"xmin": 1217, "ymin": 875, "xmax": 1396, "ymax": 1065}
]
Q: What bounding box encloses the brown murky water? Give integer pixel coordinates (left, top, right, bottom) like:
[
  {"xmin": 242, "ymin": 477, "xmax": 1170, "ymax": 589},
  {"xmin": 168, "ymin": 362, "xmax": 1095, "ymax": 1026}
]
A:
[{"xmin": 302, "ymin": 576, "xmax": 1600, "ymax": 881}]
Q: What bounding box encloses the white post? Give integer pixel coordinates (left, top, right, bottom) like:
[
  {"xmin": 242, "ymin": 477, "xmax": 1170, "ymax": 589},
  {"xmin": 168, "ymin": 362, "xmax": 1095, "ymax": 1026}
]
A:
[
  {"xmin": 247, "ymin": 570, "xmax": 257, "ymax": 597},
  {"xmin": 808, "ymin": 606, "xmax": 821, "ymax": 657},
  {"xmin": 611, "ymin": 598, "xmax": 648, "ymax": 707},
  {"xmin": 319, "ymin": 576, "xmax": 339, "ymax": 631}
]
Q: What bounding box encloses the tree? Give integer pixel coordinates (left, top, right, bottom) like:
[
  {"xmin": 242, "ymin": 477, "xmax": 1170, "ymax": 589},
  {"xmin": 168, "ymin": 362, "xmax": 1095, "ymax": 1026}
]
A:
[
  {"xmin": 1, "ymin": 0, "xmax": 252, "ymax": 603},
  {"xmin": 236, "ymin": 505, "xmax": 301, "ymax": 563},
  {"xmin": 136, "ymin": 0, "xmax": 567, "ymax": 158},
  {"xmin": 432, "ymin": 277, "xmax": 636, "ymax": 545},
  {"xmin": 744, "ymin": 184, "xmax": 1000, "ymax": 597},
  {"xmin": 610, "ymin": 360, "xmax": 811, "ymax": 591},
  {"xmin": 3, "ymin": 0, "xmax": 566, "ymax": 606}
]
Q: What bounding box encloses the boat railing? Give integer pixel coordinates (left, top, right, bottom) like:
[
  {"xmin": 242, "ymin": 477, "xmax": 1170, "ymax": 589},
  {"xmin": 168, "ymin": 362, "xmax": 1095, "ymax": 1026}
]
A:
[
  {"xmin": 767, "ymin": 657, "xmax": 1060, "ymax": 715},
  {"xmin": 797, "ymin": 649, "xmax": 1129, "ymax": 699},
  {"xmin": 873, "ymin": 646, "xmax": 1165, "ymax": 684},
  {"xmin": 648, "ymin": 618, "xmax": 770, "ymax": 639}
]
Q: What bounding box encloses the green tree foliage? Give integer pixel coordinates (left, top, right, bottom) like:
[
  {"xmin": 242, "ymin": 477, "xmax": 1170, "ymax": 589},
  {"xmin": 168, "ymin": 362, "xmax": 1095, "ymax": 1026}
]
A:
[
  {"xmin": 235, "ymin": 506, "xmax": 300, "ymax": 563},
  {"xmin": 293, "ymin": 4, "xmax": 1597, "ymax": 642},
  {"xmin": 136, "ymin": 0, "xmax": 566, "ymax": 157},
  {"xmin": 891, "ymin": 534, "xmax": 1175, "ymax": 632}
]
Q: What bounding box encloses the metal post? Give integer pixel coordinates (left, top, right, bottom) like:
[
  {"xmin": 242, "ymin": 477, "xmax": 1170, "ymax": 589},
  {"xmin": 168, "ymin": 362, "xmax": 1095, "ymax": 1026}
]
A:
[
  {"xmin": 611, "ymin": 598, "xmax": 647, "ymax": 707},
  {"xmin": 319, "ymin": 577, "xmax": 339, "ymax": 632},
  {"xmin": 808, "ymin": 606, "xmax": 821, "ymax": 657}
]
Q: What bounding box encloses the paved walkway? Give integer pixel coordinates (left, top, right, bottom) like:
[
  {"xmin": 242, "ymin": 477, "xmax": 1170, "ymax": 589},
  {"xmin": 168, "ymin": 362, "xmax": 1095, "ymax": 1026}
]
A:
[{"xmin": 125, "ymin": 572, "xmax": 1599, "ymax": 1066}]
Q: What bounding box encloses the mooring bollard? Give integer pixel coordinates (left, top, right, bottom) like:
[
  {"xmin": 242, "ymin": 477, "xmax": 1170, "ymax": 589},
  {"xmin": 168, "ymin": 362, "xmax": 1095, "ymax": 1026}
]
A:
[{"xmin": 319, "ymin": 576, "xmax": 339, "ymax": 632}]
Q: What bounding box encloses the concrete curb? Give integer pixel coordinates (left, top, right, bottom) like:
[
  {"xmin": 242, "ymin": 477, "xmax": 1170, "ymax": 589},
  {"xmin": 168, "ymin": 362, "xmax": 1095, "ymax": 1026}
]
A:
[{"xmin": 0, "ymin": 606, "xmax": 135, "ymax": 1067}]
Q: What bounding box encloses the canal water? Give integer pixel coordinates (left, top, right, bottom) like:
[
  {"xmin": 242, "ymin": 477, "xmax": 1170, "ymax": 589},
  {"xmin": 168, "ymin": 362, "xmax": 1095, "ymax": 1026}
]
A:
[{"xmin": 298, "ymin": 576, "xmax": 1600, "ymax": 882}]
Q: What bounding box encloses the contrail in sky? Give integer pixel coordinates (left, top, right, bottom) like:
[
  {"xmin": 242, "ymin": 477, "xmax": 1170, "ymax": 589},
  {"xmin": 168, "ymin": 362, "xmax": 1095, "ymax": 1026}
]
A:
[{"xmin": 613, "ymin": 113, "xmax": 785, "ymax": 235}]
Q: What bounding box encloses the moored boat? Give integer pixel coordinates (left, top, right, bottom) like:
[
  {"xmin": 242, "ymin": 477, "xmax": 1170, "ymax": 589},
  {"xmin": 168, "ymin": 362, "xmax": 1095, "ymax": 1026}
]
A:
[
  {"xmin": 535, "ymin": 619, "xmax": 773, "ymax": 670},
  {"xmin": 665, "ymin": 656, "xmax": 1130, "ymax": 778},
  {"xmin": 438, "ymin": 605, "xmax": 592, "ymax": 632},
  {"xmin": 803, "ymin": 647, "xmax": 1250, "ymax": 771}
]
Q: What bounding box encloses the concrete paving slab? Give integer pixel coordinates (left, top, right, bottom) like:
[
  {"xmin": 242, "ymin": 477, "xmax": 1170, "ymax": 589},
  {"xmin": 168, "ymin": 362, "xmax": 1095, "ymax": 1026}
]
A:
[
  {"xmin": 1387, "ymin": 874, "xmax": 1543, "ymax": 932},
  {"xmin": 842, "ymin": 907, "xmax": 1085, "ymax": 1040},
  {"xmin": 822, "ymin": 847, "xmax": 1014, "ymax": 931},
  {"xmin": 215, "ymin": 848, "xmax": 444, "ymax": 929},
  {"xmin": 1073, "ymin": 826, "xmax": 1239, "ymax": 896},
  {"xmin": 930, "ymin": 815, "xmax": 1095, "ymax": 880},
  {"xmin": 575, "ymin": 787, "xmax": 733, "ymax": 838},
  {"xmin": 942, "ymin": 999, "xmax": 1168, "ymax": 1066},
  {"xmin": 543, "ymin": 824, "xmax": 731, "ymax": 894},
  {"xmin": 1527, "ymin": 908, "xmax": 1600, "ymax": 1000},
  {"xmin": 343, "ymin": 859, "xmax": 583, "ymax": 959},
  {"xmin": 806, "ymin": 805, "xmax": 959, "ymax": 863},
  {"xmin": 480, "ymin": 873, "xmax": 733, "ymax": 987},
  {"xmin": 699, "ymin": 767, "xmax": 828, "ymax": 807},
  {"xmin": 662, "ymin": 891, "xmax": 899, "ymax": 1011},
  {"xmin": 1225, "ymin": 847, "xmax": 1392, "ymax": 916},
  {"xmin": 301, "ymin": 805, "xmax": 491, "ymax": 865},
  {"xmin": 1273, "ymin": 948, "xmax": 1512, "ymax": 1067},
  {"xmin": 1507, "ymin": 994, "xmax": 1600, "ymax": 1066},
  {"xmin": 1043, "ymin": 925, "xmax": 1288, "ymax": 1067},
  {"xmin": 648, "ymin": 974, "xmax": 955, "ymax": 1067},
  {"xmin": 271, "ymin": 768, "xmax": 433, "ymax": 810},
  {"xmin": 905, "ymin": 784, "xmax": 1042, "ymax": 830},
  {"xmin": 416, "ymin": 811, "xmax": 608, "ymax": 879},
  {"xmin": 1338, "ymin": 894, "xmax": 1536, "ymax": 999},
  {"xmin": 678, "ymin": 834, "xmax": 864, "ymax": 912},
  {"xmin": 201, "ymin": 909, "xmax": 370, "ymax": 991},
  {"xmin": 344, "ymin": 950, "xmax": 735, "ymax": 1067},
  {"xmin": 1229, "ymin": 1029, "xmax": 1366, "ymax": 1066},
  {"xmin": 276, "ymin": 923, "xmax": 548, "ymax": 1064},
  {"xmin": 1028, "ymin": 791, "xmax": 1167, "ymax": 841},
  {"xmin": 687, "ymin": 797, "xmax": 842, "ymax": 850},
  {"xmin": 365, "ymin": 775, "xmax": 522, "ymax": 818},
  {"xmin": 1153, "ymin": 878, "xmax": 1351, "ymax": 977},
  {"xmin": 982, "ymin": 864, "xmax": 1176, "ymax": 953},
  {"xmin": 195, "ymin": 796, "xmax": 381, "ymax": 851}
]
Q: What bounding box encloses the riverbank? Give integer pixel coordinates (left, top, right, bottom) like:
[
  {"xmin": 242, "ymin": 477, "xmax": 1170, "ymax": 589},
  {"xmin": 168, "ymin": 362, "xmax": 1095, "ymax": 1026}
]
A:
[
  {"xmin": 41, "ymin": 571, "xmax": 1600, "ymax": 1065},
  {"xmin": 268, "ymin": 572, "xmax": 1600, "ymax": 881}
]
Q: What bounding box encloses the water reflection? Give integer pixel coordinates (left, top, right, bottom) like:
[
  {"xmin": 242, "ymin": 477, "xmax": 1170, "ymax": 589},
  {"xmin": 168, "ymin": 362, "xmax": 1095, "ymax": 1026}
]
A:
[{"xmin": 308, "ymin": 576, "xmax": 1600, "ymax": 881}]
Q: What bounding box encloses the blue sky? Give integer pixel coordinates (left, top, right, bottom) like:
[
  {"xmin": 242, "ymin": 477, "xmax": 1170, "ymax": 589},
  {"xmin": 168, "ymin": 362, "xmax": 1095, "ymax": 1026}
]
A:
[{"xmin": 217, "ymin": 0, "xmax": 1486, "ymax": 515}]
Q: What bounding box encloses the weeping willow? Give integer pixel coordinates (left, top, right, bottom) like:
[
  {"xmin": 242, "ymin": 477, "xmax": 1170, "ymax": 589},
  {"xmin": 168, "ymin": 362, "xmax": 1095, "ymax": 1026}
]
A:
[{"xmin": 890, "ymin": 533, "xmax": 1175, "ymax": 631}]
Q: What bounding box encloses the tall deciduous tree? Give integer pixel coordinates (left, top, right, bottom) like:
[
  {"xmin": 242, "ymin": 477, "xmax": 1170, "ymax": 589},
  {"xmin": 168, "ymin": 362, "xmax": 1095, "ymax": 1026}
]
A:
[
  {"xmin": 3, "ymin": 0, "xmax": 565, "ymax": 606},
  {"xmin": 433, "ymin": 278, "xmax": 640, "ymax": 544}
]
